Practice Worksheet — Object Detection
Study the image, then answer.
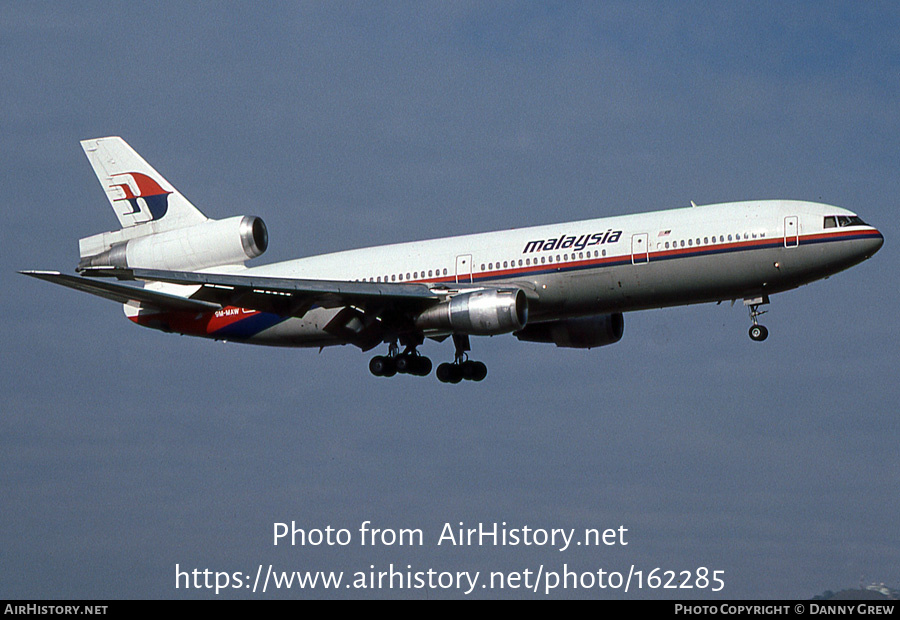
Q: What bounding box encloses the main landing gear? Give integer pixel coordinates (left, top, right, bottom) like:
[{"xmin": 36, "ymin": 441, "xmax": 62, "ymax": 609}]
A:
[
  {"xmin": 745, "ymin": 296, "xmax": 769, "ymax": 342},
  {"xmin": 369, "ymin": 342, "xmax": 432, "ymax": 377},
  {"xmin": 436, "ymin": 335, "xmax": 487, "ymax": 383},
  {"xmin": 368, "ymin": 335, "xmax": 488, "ymax": 382}
]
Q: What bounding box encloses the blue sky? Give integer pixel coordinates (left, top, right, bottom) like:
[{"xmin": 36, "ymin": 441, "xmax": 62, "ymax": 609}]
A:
[{"xmin": 2, "ymin": 2, "xmax": 898, "ymax": 599}]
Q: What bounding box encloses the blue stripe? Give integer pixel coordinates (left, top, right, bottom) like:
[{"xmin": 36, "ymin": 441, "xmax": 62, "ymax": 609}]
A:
[{"xmin": 212, "ymin": 312, "xmax": 287, "ymax": 339}]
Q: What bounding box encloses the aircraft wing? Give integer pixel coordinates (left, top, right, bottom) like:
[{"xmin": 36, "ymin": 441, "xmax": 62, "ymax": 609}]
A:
[
  {"xmin": 20, "ymin": 270, "xmax": 222, "ymax": 312},
  {"xmin": 36, "ymin": 267, "xmax": 523, "ymax": 350},
  {"xmin": 79, "ymin": 267, "xmax": 444, "ymax": 316}
]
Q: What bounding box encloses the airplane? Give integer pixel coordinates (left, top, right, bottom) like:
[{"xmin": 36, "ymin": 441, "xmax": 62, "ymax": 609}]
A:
[{"xmin": 22, "ymin": 137, "xmax": 884, "ymax": 383}]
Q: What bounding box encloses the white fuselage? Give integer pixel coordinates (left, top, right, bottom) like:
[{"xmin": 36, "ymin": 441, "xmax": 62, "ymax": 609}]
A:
[{"xmin": 141, "ymin": 199, "xmax": 880, "ymax": 347}]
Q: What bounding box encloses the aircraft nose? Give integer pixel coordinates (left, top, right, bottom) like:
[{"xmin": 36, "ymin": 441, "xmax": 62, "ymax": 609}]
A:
[{"xmin": 869, "ymin": 228, "xmax": 885, "ymax": 255}]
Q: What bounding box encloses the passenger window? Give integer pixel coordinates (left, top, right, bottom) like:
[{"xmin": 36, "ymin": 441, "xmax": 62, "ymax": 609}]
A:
[
  {"xmin": 503, "ymin": 261, "xmax": 508, "ymax": 268},
  {"xmin": 443, "ymin": 268, "xmax": 447, "ymax": 275}
]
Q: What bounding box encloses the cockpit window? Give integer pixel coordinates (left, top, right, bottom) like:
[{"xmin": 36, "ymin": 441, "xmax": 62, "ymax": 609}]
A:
[
  {"xmin": 826, "ymin": 215, "xmax": 867, "ymax": 228},
  {"xmin": 838, "ymin": 215, "xmax": 867, "ymax": 227}
]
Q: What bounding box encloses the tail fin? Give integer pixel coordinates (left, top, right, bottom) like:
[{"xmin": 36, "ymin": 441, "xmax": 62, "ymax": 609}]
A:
[{"xmin": 80, "ymin": 137, "xmax": 208, "ymax": 230}]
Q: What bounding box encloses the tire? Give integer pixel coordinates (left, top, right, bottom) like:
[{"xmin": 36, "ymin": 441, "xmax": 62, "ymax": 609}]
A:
[
  {"xmin": 460, "ymin": 360, "xmax": 488, "ymax": 381},
  {"xmin": 369, "ymin": 356, "xmax": 387, "ymax": 376},
  {"xmin": 415, "ymin": 356, "xmax": 432, "ymax": 376},
  {"xmin": 470, "ymin": 361, "xmax": 487, "ymax": 382},
  {"xmin": 436, "ymin": 363, "xmax": 453, "ymax": 383},
  {"xmin": 749, "ymin": 325, "xmax": 768, "ymax": 342},
  {"xmin": 395, "ymin": 354, "xmax": 412, "ymax": 374},
  {"xmin": 381, "ymin": 357, "xmax": 398, "ymax": 377}
]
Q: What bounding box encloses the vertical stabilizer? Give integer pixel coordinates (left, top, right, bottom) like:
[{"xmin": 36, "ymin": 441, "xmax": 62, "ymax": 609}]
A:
[{"xmin": 80, "ymin": 137, "xmax": 208, "ymax": 230}]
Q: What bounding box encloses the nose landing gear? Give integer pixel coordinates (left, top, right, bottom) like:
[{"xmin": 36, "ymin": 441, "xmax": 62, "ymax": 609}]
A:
[
  {"xmin": 749, "ymin": 323, "xmax": 768, "ymax": 342},
  {"xmin": 745, "ymin": 296, "xmax": 769, "ymax": 342}
]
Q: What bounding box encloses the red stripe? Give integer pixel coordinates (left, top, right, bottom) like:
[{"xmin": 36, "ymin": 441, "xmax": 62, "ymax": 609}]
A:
[{"xmin": 130, "ymin": 306, "xmax": 260, "ymax": 336}]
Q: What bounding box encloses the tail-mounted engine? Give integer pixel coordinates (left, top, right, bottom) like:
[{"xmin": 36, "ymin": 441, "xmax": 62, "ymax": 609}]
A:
[
  {"xmin": 77, "ymin": 216, "xmax": 268, "ymax": 272},
  {"xmin": 515, "ymin": 313, "xmax": 624, "ymax": 348},
  {"xmin": 415, "ymin": 289, "xmax": 528, "ymax": 336}
]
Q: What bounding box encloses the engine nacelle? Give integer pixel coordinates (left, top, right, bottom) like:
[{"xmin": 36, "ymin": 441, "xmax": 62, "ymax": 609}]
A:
[
  {"xmin": 416, "ymin": 289, "xmax": 528, "ymax": 336},
  {"xmin": 514, "ymin": 313, "xmax": 624, "ymax": 348},
  {"xmin": 78, "ymin": 216, "xmax": 268, "ymax": 272}
]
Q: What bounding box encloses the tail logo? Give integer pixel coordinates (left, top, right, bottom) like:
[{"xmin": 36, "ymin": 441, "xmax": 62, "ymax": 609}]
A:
[{"xmin": 108, "ymin": 172, "xmax": 171, "ymax": 220}]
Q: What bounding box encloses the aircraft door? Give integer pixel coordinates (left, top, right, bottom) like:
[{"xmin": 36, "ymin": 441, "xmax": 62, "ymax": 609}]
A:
[
  {"xmin": 631, "ymin": 233, "xmax": 649, "ymax": 264},
  {"xmin": 784, "ymin": 216, "xmax": 799, "ymax": 248},
  {"xmin": 455, "ymin": 254, "xmax": 473, "ymax": 283}
]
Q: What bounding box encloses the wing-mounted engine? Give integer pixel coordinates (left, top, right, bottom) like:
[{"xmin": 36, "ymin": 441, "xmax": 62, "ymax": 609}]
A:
[
  {"xmin": 77, "ymin": 215, "xmax": 268, "ymax": 272},
  {"xmin": 514, "ymin": 313, "xmax": 624, "ymax": 348},
  {"xmin": 415, "ymin": 289, "xmax": 528, "ymax": 336}
]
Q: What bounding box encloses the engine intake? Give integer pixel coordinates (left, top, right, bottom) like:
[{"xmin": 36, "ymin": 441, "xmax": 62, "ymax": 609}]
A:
[
  {"xmin": 416, "ymin": 289, "xmax": 528, "ymax": 336},
  {"xmin": 78, "ymin": 215, "xmax": 267, "ymax": 272},
  {"xmin": 515, "ymin": 313, "xmax": 624, "ymax": 348}
]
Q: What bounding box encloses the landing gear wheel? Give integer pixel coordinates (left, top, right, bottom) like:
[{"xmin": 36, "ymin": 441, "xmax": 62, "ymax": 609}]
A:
[
  {"xmin": 414, "ymin": 356, "xmax": 433, "ymax": 377},
  {"xmin": 395, "ymin": 353, "xmax": 413, "ymax": 374},
  {"xmin": 395, "ymin": 352, "xmax": 432, "ymax": 376},
  {"xmin": 369, "ymin": 355, "xmax": 397, "ymax": 377},
  {"xmin": 369, "ymin": 355, "xmax": 386, "ymax": 376},
  {"xmin": 461, "ymin": 360, "xmax": 487, "ymax": 382},
  {"xmin": 436, "ymin": 362, "xmax": 462, "ymax": 384},
  {"xmin": 437, "ymin": 335, "xmax": 488, "ymax": 383},
  {"xmin": 749, "ymin": 325, "xmax": 768, "ymax": 342}
]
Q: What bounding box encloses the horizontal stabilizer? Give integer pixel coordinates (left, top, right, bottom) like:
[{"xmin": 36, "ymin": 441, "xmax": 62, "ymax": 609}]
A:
[{"xmin": 20, "ymin": 271, "xmax": 221, "ymax": 312}]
